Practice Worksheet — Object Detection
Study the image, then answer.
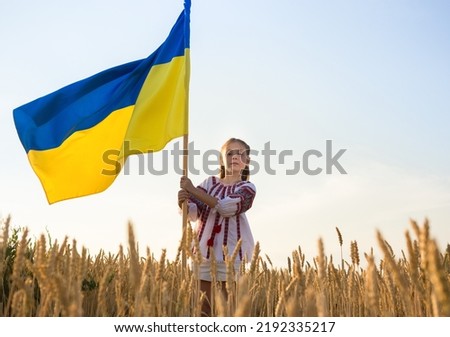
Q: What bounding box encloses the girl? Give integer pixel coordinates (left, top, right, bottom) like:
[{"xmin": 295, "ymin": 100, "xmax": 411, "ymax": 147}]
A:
[{"xmin": 178, "ymin": 138, "xmax": 256, "ymax": 316}]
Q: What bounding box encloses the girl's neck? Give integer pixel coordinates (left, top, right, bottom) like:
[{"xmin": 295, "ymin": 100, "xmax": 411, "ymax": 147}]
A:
[{"xmin": 220, "ymin": 174, "xmax": 241, "ymax": 185}]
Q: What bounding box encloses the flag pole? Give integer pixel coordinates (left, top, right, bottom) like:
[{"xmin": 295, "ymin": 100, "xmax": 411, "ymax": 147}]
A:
[
  {"xmin": 181, "ymin": 134, "xmax": 189, "ymax": 271},
  {"xmin": 181, "ymin": 0, "xmax": 191, "ymax": 273}
]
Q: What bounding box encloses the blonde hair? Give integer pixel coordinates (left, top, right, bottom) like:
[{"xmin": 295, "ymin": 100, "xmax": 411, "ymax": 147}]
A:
[{"xmin": 219, "ymin": 138, "xmax": 250, "ymax": 181}]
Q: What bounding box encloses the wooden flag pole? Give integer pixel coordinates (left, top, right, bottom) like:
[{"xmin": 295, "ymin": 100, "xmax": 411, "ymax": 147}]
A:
[
  {"xmin": 181, "ymin": 0, "xmax": 191, "ymax": 273},
  {"xmin": 181, "ymin": 133, "xmax": 189, "ymax": 271}
]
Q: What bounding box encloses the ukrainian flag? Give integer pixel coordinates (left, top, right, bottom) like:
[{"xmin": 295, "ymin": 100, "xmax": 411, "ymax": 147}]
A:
[{"xmin": 13, "ymin": 1, "xmax": 191, "ymax": 204}]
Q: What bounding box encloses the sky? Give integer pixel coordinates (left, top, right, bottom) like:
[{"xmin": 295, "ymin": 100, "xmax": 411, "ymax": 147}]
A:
[{"xmin": 1, "ymin": 0, "xmax": 449, "ymax": 268}]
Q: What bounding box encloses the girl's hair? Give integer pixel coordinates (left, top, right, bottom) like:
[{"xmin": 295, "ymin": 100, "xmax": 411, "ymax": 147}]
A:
[{"xmin": 219, "ymin": 138, "xmax": 251, "ymax": 181}]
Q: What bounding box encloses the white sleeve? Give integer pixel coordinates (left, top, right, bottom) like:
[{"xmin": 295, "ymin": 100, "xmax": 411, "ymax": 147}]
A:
[
  {"xmin": 214, "ymin": 197, "xmax": 240, "ymax": 218},
  {"xmin": 178, "ymin": 202, "xmax": 199, "ymax": 221}
]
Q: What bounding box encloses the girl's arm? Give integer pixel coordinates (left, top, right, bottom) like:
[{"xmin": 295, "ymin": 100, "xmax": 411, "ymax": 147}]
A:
[{"xmin": 180, "ymin": 176, "xmax": 218, "ymax": 209}]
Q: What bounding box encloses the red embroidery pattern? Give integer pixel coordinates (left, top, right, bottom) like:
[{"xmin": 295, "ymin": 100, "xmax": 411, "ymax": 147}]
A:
[
  {"xmin": 229, "ymin": 185, "xmax": 256, "ymax": 214},
  {"xmin": 236, "ymin": 215, "xmax": 242, "ymax": 260},
  {"xmin": 206, "ymin": 213, "xmax": 221, "ymax": 258},
  {"xmin": 222, "ymin": 218, "xmax": 230, "ymax": 260}
]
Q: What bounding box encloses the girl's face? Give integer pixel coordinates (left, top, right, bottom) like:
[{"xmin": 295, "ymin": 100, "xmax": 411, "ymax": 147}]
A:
[{"xmin": 221, "ymin": 141, "xmax": 249, "ymax": 176}]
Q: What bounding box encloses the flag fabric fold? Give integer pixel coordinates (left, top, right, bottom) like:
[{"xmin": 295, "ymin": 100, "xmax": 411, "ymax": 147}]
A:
[{"xmin": 13, "ymin": 0, "xmax": 191, "ymax": 204}]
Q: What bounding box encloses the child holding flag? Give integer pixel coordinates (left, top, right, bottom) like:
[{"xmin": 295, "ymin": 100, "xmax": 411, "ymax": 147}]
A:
[{"xmin": 178, "ymin": 138, "xmax": 257, "ymax": 316}]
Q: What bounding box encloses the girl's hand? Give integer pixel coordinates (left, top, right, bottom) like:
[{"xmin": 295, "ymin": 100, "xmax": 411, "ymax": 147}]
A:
[
  {"xmin": 178, "ymin": 189, "xmax": 190, "ymax": 208},
  {"xmin": 180, "ymin": 176, "xmax": 195, "ymax": 193}
]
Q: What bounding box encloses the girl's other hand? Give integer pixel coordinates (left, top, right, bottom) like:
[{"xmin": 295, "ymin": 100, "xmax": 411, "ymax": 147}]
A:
[{"xmin": 178, "ymin": 189, "xmax": 190, "ymax": 208}]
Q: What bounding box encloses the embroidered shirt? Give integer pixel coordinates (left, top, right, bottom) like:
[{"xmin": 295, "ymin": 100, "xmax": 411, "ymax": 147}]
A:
[{"xmin": 186, "ymin": 176, "xmax": 256, "ymax": 262}]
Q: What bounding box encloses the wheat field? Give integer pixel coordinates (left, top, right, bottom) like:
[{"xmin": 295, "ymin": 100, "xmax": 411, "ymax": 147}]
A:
[{"xmin": 1, "ymin": 216, "xmax": 449, "ymax": 317}]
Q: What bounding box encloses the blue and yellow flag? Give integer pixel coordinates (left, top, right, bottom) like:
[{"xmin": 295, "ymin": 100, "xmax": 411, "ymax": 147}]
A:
[{"xmin": 13, "ymin": 1, "xmax": 191, "ymax": 204}]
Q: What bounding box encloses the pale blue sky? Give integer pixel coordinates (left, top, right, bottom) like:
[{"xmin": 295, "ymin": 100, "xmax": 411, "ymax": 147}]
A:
[{"xmin": 1, "ymin": 0, "xmax": 449, "ymax": 267}]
